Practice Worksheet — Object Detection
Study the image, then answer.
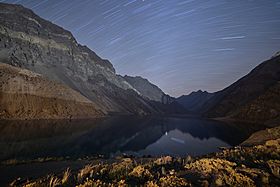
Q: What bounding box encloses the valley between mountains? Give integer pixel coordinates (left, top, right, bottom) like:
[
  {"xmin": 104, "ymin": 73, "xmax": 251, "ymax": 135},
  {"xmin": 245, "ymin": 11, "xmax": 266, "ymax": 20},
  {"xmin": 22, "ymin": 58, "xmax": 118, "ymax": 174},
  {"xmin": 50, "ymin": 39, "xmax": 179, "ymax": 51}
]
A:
[
  {"xmin": 0, "ymin": 3, "xmax": 279, "ymax": 124},
  {"xmin": 0, "ymin": 2, "xmax": 280, "ymax": 187}
]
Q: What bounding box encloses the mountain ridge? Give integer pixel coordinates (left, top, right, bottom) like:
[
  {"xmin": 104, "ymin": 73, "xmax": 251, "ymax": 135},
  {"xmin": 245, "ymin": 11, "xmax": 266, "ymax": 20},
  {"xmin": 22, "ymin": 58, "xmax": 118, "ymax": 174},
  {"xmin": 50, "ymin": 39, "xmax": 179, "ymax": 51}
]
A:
[
  {"xmin": 176, "ymin": 90, "xmax": 214, "ymax": 113},
  {"xmin": 123, "ymin": 75, "xmax": 174, "ymax": 104},
  {"xmin": 175, "ymin": 53, "xmax": 280, "ymax": 124},
  {"xmin": 0, "ymin": 2, "xmax": 184, "ymax": 116},
  {"xmin": 175, "ymin": 54, "xmax": 280, "ymax": 124}
]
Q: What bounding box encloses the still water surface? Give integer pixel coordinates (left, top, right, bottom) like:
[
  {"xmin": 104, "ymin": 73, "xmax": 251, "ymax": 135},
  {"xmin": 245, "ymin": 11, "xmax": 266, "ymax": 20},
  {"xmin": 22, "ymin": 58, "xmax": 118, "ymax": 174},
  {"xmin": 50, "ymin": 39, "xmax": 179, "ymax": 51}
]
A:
[{"xmin": 0, "ymin": 116, "xmax": 250, "ymax": 161}]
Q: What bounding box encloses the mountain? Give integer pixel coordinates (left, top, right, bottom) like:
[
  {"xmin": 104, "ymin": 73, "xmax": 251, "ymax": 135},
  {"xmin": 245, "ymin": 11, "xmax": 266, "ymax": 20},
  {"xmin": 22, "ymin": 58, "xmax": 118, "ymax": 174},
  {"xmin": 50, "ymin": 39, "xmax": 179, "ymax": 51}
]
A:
[
  {"xmin": 123, "ymin": 75, "xmax": 173, "ymax": 104},
  {"xmin": 0, "ymin": 3, "xmax": 169, "ymax": 116},
  {"xmin": 0, "ymin": 63, "xmax": 103, "ymax": 119},
  {"xmin": 176, "ymin": 90, "xmax": 214, "ymax": 113},
  {"xmin": 203, "ymin": 52, "xmax": 280, "ymax": 124},
  {"xmin": 123, "ymin": 75, "xmax": 189, "ymax": 114}
]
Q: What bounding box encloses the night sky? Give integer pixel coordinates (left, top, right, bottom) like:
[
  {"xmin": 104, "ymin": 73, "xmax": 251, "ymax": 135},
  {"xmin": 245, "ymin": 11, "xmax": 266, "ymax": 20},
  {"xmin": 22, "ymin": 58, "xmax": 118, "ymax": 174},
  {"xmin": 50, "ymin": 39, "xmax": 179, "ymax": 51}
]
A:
[{"xmin": 2, "ymin": 0, "xmax": 280, "ymax": 96}]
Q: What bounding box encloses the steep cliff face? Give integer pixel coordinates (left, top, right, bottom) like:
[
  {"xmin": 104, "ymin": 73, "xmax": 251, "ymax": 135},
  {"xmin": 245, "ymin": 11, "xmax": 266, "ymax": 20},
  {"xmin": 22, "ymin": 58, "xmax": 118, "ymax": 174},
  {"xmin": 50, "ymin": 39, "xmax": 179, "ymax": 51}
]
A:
[
  {"xmin": 176, "ymin": 90, "xmax": 214, "ymax": 113},
  {"xmin": 0, "ymin": 63, "xmax": 103, "ymax": 119},
  {"xmin": 203, "ymin": 53, "xmax": 280, "ymax": 123},
  {"xmin": 0, "ymin": 3, "xmax": 160, "ymax": 115}
]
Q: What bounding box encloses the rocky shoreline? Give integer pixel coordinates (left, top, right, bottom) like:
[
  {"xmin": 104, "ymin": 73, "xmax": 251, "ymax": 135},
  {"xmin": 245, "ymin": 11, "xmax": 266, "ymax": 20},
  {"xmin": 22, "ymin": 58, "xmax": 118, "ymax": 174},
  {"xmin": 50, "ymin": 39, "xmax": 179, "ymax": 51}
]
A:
[{"xmin": 5, "ymin": 126, "xmax": 280, "ymax": 187}]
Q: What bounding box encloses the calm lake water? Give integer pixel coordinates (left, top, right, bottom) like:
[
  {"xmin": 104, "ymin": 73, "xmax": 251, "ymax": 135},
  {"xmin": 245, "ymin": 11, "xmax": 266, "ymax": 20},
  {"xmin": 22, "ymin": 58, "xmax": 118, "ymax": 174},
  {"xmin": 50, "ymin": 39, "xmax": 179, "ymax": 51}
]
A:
[{"xmin": 0, "ymin": 116, "xmax": 250, "ymax": 161}]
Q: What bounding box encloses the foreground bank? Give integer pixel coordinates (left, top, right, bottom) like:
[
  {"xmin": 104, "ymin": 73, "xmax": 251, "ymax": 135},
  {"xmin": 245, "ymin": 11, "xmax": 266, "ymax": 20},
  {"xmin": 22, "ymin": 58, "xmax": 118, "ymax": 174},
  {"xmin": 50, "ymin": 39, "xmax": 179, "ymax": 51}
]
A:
[{"xmin": 6, "ymin": 126, "xmax": 280, "ymax": 187}]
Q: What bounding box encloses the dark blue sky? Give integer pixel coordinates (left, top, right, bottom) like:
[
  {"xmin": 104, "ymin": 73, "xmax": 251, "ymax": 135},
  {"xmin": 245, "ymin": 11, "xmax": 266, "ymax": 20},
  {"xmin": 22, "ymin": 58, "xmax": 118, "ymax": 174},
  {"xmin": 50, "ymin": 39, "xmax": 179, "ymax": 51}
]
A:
[{"xmin": 2, "ymin": 0, "xmax": 280, "ymax": 96}]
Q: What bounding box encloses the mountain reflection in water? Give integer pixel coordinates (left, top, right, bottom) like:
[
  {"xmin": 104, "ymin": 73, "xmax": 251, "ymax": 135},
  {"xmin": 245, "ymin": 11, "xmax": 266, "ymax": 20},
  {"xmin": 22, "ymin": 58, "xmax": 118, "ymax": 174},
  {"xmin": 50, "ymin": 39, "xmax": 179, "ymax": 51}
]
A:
[{"xmin": 0, "ymin": 117, "xmax": 250, "ymax": 160}]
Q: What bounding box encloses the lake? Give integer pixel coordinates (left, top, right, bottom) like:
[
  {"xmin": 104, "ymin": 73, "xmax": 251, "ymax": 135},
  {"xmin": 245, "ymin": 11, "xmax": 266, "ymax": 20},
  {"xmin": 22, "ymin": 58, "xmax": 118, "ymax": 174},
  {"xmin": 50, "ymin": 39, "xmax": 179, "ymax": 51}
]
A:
[{"xmin": 0, "ymin": 116, "xmax": 250, "ymax": 161}]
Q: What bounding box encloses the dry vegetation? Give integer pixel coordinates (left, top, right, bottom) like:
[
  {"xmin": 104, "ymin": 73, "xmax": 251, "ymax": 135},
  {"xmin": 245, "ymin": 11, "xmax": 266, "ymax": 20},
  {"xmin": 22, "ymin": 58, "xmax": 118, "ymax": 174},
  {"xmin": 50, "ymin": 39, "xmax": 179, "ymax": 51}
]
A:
[{"xmin": 9, "ymin": 136, "xmax": 280, "ymax": 187}]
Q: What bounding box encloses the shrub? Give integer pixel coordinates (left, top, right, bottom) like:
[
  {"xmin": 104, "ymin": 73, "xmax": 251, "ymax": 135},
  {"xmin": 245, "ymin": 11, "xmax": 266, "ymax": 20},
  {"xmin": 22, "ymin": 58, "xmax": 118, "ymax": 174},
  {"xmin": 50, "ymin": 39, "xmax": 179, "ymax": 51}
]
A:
[
  {"xmin": 159, "ymin": 176, "xmax": 190, "ymax": 187},
  {"xmin": 78, "ymin": 164, "xmax": 94, "ymax": 181}
]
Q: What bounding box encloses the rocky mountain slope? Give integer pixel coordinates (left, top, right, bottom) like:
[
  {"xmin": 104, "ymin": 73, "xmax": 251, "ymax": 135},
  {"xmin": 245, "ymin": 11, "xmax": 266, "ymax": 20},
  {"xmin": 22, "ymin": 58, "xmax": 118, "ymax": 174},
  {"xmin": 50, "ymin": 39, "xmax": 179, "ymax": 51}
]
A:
[
  {"xmin": 123, "ymin": 75, "xmax": 188, "ymax": 114},
  {"xmin": 0, "ymin": 3, "xmax": 172, "ymax": 116},
  {"xmin": 175, "ymin": 52, "xmax": 280, "ymax": 123},
  {"xmin": 176, "ymin": 90, "xmax": 214, "ymax": 113},
  {"xmin": 123, "ymin": 75, "xmax": 173, "ymax": 104},
  {"xmin": 232, "ymin": 82, "xmax": 280, "ymax": 124},
  {"xmin": 197, "ymin": 53, "xmax": 280, "ymax": 124},
  {"xmin": 0, "ymin": 63, "xmax": 103, "ymax": 119}
]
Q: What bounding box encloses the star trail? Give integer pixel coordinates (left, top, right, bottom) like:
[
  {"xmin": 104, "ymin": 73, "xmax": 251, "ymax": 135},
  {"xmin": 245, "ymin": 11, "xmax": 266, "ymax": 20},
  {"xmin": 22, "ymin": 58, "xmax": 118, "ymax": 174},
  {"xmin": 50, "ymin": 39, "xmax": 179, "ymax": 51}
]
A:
[{"xmin": 2, "ymin": 0, "xmax": 280, "ymax": 96}]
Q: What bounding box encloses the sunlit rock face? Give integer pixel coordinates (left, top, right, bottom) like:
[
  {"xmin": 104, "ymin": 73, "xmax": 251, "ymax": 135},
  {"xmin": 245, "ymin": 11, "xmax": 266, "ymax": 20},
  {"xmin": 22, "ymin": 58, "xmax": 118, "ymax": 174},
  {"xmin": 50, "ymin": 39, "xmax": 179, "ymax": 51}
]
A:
[
  {"xmin": 0, "ymin": 3, "xmax": 166, "ymax": 115},
  {"xmin": 241, "ymin": 126, "xmax": 280, "ymax": 146},
  {"xmin": 0, "ymin": 63, "xmax": 103, "ymax": 119}
]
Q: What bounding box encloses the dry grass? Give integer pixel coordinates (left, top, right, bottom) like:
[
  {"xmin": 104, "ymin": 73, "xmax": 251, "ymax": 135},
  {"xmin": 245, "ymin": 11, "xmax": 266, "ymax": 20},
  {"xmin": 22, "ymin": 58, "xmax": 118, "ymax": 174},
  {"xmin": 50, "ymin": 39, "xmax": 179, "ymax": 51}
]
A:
[
  {"xmin": 22, "ymin": 182, "xmax": 38, "ymax": 187},
  {"xmin": 62, "ymin": 167, "xmax": 71, "ymax": 185},
  {"xmin": 9, "ymin": 136, "xmax": 280, "ymax": 187},
  {"xmin": 49, "ymin": 175, "xmax": 61, "ymax": 187},
  {"xmin": 77, "ymin": 164, "xmax": 94, "ymax": 181}
]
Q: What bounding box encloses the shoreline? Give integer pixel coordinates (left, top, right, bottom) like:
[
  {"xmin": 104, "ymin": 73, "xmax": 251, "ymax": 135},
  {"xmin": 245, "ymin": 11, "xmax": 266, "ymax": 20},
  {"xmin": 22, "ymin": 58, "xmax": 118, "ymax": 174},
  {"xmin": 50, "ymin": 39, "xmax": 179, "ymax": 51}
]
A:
[{"xmin": 1, "ymin": 126, "xmax": 279, "ymax": 186}]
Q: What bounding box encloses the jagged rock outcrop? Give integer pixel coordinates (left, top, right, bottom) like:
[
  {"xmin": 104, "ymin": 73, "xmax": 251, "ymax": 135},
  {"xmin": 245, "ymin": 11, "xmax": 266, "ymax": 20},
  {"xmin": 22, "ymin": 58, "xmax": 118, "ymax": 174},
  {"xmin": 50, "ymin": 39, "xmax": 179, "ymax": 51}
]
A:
[
  {"xmin": 202, "ymin": 53, "xmax": 280, "ymax": 123},
  {"xmin": 0, "ymin": 63, "xmax": 103, "ymax": 119},
  {"xmin": 241, "ymin": 126, "xmax": 280, "ymax": 146},
  {"xmin": 176, "ymin": 90, "xmax": 214, "ymax": 113},
  {"xmin": 0, "ymin": 3, "xmax": 165, "ymax": 115}
]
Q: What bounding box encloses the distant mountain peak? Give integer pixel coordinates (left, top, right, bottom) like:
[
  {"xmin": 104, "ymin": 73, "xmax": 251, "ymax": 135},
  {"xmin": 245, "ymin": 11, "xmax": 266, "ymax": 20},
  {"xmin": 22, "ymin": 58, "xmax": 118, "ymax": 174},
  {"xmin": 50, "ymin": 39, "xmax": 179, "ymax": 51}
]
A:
[
  {"xmin": 123, "ymin": 75, "xmax": 167, "ymax": 102},
  {"xmin": 189, "ymin": 90, "xmax": 209, "ymax": 95},
  {"xmin": 195, "ymin": 89, "xmax": 204, "ymax": 93},
  {"xmin": 176, "ymin": 90, "xmax": 213, "ymax": 113},
  {"xmin": 193, "ymin": 90, "xmax": 203, "ymax": 93}
]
